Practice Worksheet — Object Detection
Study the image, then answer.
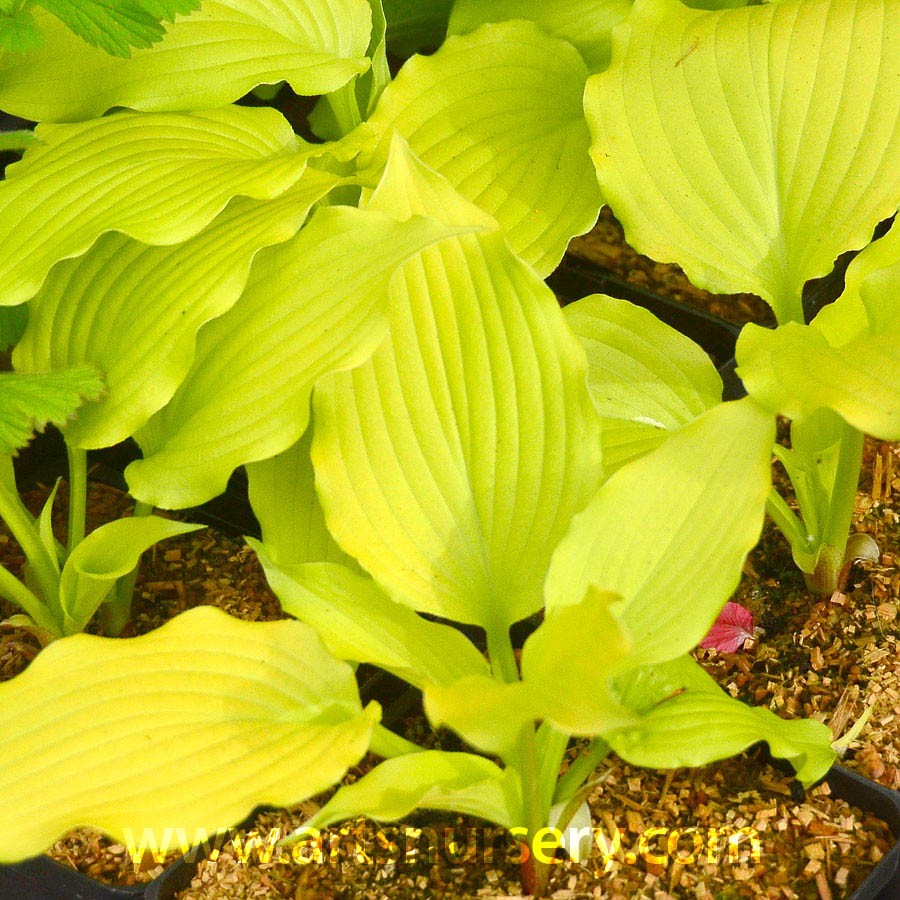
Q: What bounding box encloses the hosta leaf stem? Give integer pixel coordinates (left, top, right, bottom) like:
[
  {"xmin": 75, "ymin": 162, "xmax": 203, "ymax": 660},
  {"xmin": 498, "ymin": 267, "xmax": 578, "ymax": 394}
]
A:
[{"xmin": 66, "ymin": 445, "xmax": 86, "ymax": 553}]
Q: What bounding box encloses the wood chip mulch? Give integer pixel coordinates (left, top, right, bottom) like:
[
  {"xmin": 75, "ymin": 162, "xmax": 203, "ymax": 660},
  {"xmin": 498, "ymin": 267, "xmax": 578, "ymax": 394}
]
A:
[
  {"xmin": 697, "ymin": 439, "xmax": 900, "ymax": 791},
  {"xmin": 568, "ymin": 208, "xmax": 774, "ymax": 326}
]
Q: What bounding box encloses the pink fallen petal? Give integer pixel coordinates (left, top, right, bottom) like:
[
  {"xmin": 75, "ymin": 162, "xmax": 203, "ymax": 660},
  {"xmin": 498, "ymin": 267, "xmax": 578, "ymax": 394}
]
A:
[{"xmin": 700, "ymin": 602, "xmax": 755, "ymax": 653}]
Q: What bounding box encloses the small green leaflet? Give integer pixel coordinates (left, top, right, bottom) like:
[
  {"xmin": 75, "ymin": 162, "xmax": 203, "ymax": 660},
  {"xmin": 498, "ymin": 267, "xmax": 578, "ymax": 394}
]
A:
[
  {"xmin": 0, "ymin": 368, "xmax": 104, "ymax": 455},
  {"xmin": 1, "ymin": 0, "xmax": 200, "ymax": 57}
]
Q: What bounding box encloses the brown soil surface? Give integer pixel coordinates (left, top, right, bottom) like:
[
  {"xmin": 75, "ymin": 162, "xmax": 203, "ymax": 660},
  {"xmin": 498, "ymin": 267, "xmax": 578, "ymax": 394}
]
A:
[{"xmin": 568, "ymin": 209, "xmax": 775, "ymax": 326}]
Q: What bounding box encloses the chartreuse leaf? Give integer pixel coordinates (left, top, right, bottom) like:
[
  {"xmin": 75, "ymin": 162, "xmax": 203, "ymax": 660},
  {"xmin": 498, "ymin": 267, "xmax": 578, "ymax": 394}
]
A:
[
  {"xmin": 0, "ymin": 107, "xmax": 319, "ymax": 308},
  {"xmin": 251, "ymin": 543, "xmax": 489, "ymax": 689},
  {"xmin": 311, "ymin": 0, "xmax": 390, "ymax": 140},
  {"xmin": 14, "ymin": 170, "xmax": 341, "ymax": 450},
  {"xmin": 0, "ymin": 305, "xmax": 27, "ymax": 353},
  {"xmin": 735, "ymin": 323, "xmax": 900, "ymax": 440},
  {"xmin": 545, "ymin": 398, "xmax": 774, "ymax": 664},
  {"xmin": 0, "ymin": 130, "xmax": 36, "ymax": 152},
  {"xmin": 381, "ymin": 0, "xmax": 451, "ymax": 55},
  {"xmin": 127, "ymin": 202, "xmax": 467, "ymax": 509},
  {"xmin": 301, "ymin": 752, "xmax": 521, "ymax": 833},
  {"xmin": 0, "ymin": 368, "xmax": 103, "ymax": 456},
  {"xmin": 0, "ymin": 606, "xmax": 377, "ymax": 861},
  {"xmin": 425, "ymin": 589, "xmax": 635, "ymax": 757},
  {"xmin": 312, "ymin": 139, "xmax": 603, "ymax": 630},
  {"xmin": 448, "ymin": 0, "xmax": 631, "ymax": 72},
  {"xmin": 736, "ymin": 214, "xmax": 900, "ymax": 440},
  {"xmin": 564, "ymin": 294, "xmax": 722, "ymax": 472},
  {"xmin": 608, "ymin": 657, "xmax": 834, "ymax": 786},
  {"xmin": 246, "ymin": 426, "xmax": 353, "ymax": 568},
  {"xmin": 364, "ymin": 20, "xmax": 602, "ymax": 276},
  {"xmin": 816, "ymin": 216, "xmax": 900, "ymax": 345},
  {"xmin": 0, "ymin": 6, "xmax": 43, "ymax": 52},
  {"xmin": 585, "ymin": 0, "xmax": 900, "ymax": 324},
  {"xmin": 35, "ymin": 0, "xmax": 186, "ymax": 58},
  {"xmin": 58, "ymin": 517, "xmax": 203, "ymax": 634},
  {"xmin": 0, "ymin": 0, "xmax": 372, "ymax": 122}
]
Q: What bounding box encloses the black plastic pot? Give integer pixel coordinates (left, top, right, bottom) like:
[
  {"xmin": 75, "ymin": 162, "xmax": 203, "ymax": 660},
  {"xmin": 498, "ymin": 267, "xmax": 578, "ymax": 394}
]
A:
[
  {"xmin": 826, "ymin": 766, "xmax": 900, "ymax": 900},
  {"xmin": 0, "ymin": 856, "xmax": 148, "ymax": 900}
]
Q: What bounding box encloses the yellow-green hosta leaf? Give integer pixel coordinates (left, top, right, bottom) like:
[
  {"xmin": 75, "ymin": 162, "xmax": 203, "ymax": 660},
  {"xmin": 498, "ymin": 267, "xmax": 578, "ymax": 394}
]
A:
[
  {"xmin": 364, "ymin": 20, "xmax": 602, "ymax": 276},
  {"xmin": 302, "ymin": 752, "xmax": 521, "ymax": 832},
  {"xmin": 0, "ymin": 606, "xmax": 377, "ymax": 861},
  {"xmin": 59, "ymin": 517, "xmax": 203, "ymax": 634},
  {"xmin": 608, "ymin": 657, "xmax": 834, "ymax": 786},
  {"xmin": 425, "ymin": 588, "xmax": 636, "ymax": 754},
  {"xmin": 564, "ymin": 294, "xmax": 722, "ymax": 472},
  {"xmin": 246, "ymin": 426, "xmax": 353, "ymax": 568},
  {"xmin": 0, "ymin": 368, "xmax": 104, "ymax": 456},
  {"xmin": 127, "ymin": 204, "xmax": 465, "ymax": 509},
  {"xmin": 0, "ymin": 0, "xmax": 372, "ymax": 122},
  {"xmin": 312, "ymin": 139, "xmax": 603, "ymax": 631},
  {"xmin": 521, "ymin": 587, "xmax": 635, "ymax": 735},
  {"xmin": 448, "ymin": 0, "xmax": 631, "ymax": 72},
  {"xmin": 0, "ymin": 107, "xmax": 316, "ymax": 308},
  {"xmin": 382, "ymin": 0, "xmax": 451, "ymax": 56},
  {"xmin": 252, "ymin": 545, "xmax": 489, "ymax": 689},
  {"xmin": 545, "ymin": 398, "xmax": 774, "ymax": 664},
  {"xmin": 13, "ymin": 171, "xmax": 341, "ymax": 450},
  {"xmin": 585, "ymin": 0, "xmax": 900, "ymax": 324},
  {"xmin": 815, "ymin": 216, "xmax": 900, "ymax": 347},
  {"xmin": 310, "ymin": 0, "xmax": 390, "ymax": 140},
  {"xmin": 736, "ymin": 322, "xmax": 900, "ymax": 440}
]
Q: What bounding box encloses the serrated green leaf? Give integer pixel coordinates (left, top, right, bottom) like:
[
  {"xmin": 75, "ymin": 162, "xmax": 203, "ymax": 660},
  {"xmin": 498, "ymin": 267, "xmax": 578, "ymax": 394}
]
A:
[
  {"xmin": 0, "ymin": 606, "xmax": 377, "ymax": 861},
  {"xmin": 364, "ymin": 20, "xmax": 602, "ymax": 276},
  {"xmin": 13, "ymin": 170, "xmax": 341, "ymax": 450},
  {"xmin": 0, "ymin": 7, "xmax": 43, "ymax": 52},
  {"xmin": 0, "ymin": 0, "xmax": 372, "ymax": 122},
  {"xmin": 564, "ymin": 293, "xmax": 722, "ymax": 472},
  {"xmin": 133, "ymin": 0, "xmax": 199, "ymax": 21},
  {"xmin": 38, "ymin": 0, "xmax": 165, "ymax": 57},
  {"xmin": 0, "ymin": 368, "xmax": 103, "ymax": 456},
  {"xmin": 312, "ymin": 139, "xmax": 603, "ymax": 630},
  {"xmin": 585, "ymin": 0, "xmax": 900, "ymax": 324},
  {"xmin": 448, "ymin": 0, "xmax": 631, "ymax": 72},
  {"xmin": 127, "ymin": 203, "xmax": 467, "ymax": 509},
  {"xmin": 736, "ymin": 321, "xmax": 900, "ymax": 440},
  {"xmin": 608, "ymin": 657, "xmax": 834, "ymax": 786},
  {"xmin": 0, "ymin": 107, "xmax": 318, "ymax": 308},
  {"xmin": 59, "ymin": 517, "xmax": 203, "ymax": 634},
  {"xmin": 302, "ymin": 751, "xmax": 521, "ymax": 832},
  {"xmin": 545, "ymin": 398, "xmax": 774, "ymax": 665},
  {"xmin": 252, "ymin": 545, "xmax": 490, "ymax": 689}
]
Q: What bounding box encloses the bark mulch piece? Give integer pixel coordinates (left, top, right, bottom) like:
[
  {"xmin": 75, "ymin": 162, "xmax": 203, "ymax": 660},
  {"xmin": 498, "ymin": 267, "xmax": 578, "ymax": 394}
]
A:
[{"xmin": 568, "ymin": 209, "xmax": 774, "ymax": 326}]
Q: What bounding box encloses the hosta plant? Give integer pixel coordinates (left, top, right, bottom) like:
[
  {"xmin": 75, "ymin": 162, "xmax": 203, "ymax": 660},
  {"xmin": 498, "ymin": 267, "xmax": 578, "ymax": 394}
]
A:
[
  {"xmin": 0, "ymin": 144, "xmax": 837, "ymax": 897},
  {"xmin": 581, "ymin": 0, "xmax": 900, "ymax": 591},
  {"xmin": 0, "ymin": 366, "xmax": 202, "ymax": 641}
]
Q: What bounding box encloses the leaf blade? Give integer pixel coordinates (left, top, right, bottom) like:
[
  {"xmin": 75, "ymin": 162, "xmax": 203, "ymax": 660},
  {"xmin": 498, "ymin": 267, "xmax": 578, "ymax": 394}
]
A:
[{"xmin": 0, "ymin": 606, "xmax": 377, "ymax": 861}]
